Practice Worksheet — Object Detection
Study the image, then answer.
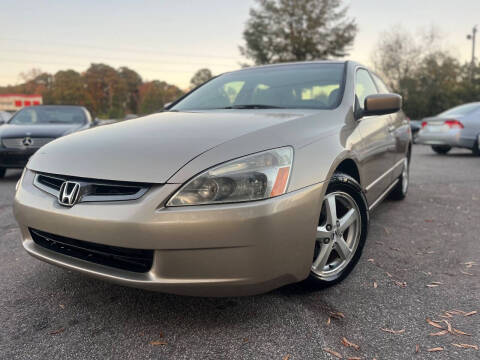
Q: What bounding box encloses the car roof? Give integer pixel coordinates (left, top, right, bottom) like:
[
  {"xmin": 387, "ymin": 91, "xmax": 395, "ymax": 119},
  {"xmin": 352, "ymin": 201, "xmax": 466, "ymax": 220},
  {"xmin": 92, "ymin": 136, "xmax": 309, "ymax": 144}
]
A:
[
  {"xmin": 218, "ymin": 60, "xmax": 365, "ymax": 78},
  {"xmin": 23, "ymin": 105, "xmax": 86, "ymax": 109}
]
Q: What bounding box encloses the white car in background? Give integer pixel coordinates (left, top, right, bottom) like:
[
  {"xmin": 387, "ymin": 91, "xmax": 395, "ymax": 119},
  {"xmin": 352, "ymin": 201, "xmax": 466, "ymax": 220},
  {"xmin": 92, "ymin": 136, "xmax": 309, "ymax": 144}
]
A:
[{"xmin": 417, "ymin": 103, "xmax": 480, "ymax": 155}]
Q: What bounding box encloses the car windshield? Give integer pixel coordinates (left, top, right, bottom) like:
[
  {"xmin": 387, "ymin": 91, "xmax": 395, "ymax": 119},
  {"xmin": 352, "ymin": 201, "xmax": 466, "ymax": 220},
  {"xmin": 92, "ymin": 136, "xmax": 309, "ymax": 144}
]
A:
[
  {"xmin": 171, "ymin": 63, "xmax": 345, "ymax": 111},
  {"xmin": 8, "ymin": 107, "xmax": 87, "ymax": 125},
  {"xmin": 439, "ymin": 103, "xmax": 480, "ymax": 117}
]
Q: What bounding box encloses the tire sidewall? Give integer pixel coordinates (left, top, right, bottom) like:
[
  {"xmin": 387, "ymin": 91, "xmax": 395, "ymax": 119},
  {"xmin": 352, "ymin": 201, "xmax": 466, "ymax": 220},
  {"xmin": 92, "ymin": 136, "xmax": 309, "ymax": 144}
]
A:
[{"xmin": 308, "ymin": 174, "xmax": 369, "ymax": 285}]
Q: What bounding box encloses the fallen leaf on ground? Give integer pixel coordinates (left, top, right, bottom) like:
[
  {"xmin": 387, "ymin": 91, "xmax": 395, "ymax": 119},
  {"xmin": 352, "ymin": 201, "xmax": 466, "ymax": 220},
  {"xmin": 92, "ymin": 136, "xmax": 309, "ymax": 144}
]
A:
[
  {"xmin": 373, "ymin": 281, "xmax": 378, "ymax": 288},
  {"xmin": 385, "ymin": 272, "xmax": 393, "ymax": 278},
  {"xmin": 59, "ymin": 304, "xmax": 65, "ymax": 309},
  {"xmin": 430, "ymin": 330, "xmax": 449, "ymax": 336},
  {"xmin": 243, "ymin": 338, "xmax": 248, "ymax": 343},
  {"xmin": 430, "ymin": 281, "xmax": 443, "ymax": 285},
  {"xmin": 464, "ymin": 311, "xmax": 477, "ymax": 317},
  {"xmin": 347, "ymin": 357, "xmax": 362, "ymax": 360},
  {"xmin": 323, "ymin": 347, "xmax": 343, "ymax": 358},
  {"xmin": 394, "ymin": 280, "xmax": 407, "ymax": 288},
  {"xmin": 329, "ymin": 312, "xmax": 345, "ymax": 319},
  {"xmin": 426, "ymin": 318, "xmax": 444, "ymax": 329},
  {"xmin": 341, "ymin": 337, "xmax": 360, "ymax": 350},
  {"xmin": 442, "ymin": 320, "xmax": 453, "ymax": 334},
  {"xmin": 453, "ymin": 328, "xmax": 472, "ymax": 336},
  {"xmin": 424, "ymin": 219, "xmax": 434, "ymax": 223},
  {"xmin": 415, "ymin": 344, "xmax": 420, "ymax": 353},
  {"xmin": 460, "ymin": 270, "xmax": 474, "ymax": 276},
  {"xmin": 451, "ymin": 343, "xmax": 478, "ymax": 350},
  {"xmin": 427, "ymin": 347, "xmax": 444, "ymax": 352},
  {"xmin": 367, "ymin": 258, "xmax": 375, "ymax": 263},
  {"xmin": 327, "ymin": 317, "xmax": 331, "ymax": 325},
  {"xmin": 283, "ymin": 355, "xmax": 291, "ymax": 360},
  {"xmin": 381, "ymin": 328, "xmax": 405, "ymax": 334},
  {"xmin": 150, "ymin": 340, "xmax": 167, "ymax": 346},
  {"xmin": 49, "ymin": 328, "xmax": 65, "ymax": 335},
  {"xmin": 426, "ymin": 284, "xmax": 440, "ymax": 288}
]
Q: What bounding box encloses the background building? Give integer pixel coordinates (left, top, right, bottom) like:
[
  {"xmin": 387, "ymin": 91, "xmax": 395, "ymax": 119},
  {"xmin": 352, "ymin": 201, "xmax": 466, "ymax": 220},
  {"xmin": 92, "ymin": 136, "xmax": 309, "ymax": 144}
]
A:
[{"xmin": 0, "ymin": 94, "xmax": 42, "ymax": 112}]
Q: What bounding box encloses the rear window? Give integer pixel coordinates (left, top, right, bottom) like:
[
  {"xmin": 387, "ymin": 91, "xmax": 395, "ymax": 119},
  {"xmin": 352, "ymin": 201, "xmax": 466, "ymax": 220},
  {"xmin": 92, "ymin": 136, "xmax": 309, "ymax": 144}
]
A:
[
  {"xmin": 171, "ymin": 63, "xmax": 346, "ymax": 111},
  {"xmin": 439, "ymin": 103, "xmax": 480, "ymax": 117}
]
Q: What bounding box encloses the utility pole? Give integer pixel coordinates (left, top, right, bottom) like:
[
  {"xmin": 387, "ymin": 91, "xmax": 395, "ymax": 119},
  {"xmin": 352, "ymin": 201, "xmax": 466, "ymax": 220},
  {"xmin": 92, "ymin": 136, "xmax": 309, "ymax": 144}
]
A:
[{"xmin": 467, "ymin": 25, "xmax": 477, "ymax": 79}]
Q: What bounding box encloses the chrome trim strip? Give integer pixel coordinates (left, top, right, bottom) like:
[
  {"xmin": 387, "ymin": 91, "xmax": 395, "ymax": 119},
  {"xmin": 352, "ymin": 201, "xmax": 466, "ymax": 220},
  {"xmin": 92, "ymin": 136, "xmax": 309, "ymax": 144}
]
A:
[
  {"xmin": 368, "ymin": 179, "xmax": 399, "ymax": 211},
  {"xmin": 33, "ymin": 174, "xmax": 150, "ymax": 203},
  {"xmin": 365, "ymin": 157, "xmax": 405, "ymax": 192}
]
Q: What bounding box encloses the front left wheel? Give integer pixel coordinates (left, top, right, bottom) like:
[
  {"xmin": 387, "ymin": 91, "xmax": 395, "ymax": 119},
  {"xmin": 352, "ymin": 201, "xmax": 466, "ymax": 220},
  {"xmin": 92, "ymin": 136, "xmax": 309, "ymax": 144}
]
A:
[{"xmin": 308, "ymin": 173, "xmax": 368, "ymax": 287}]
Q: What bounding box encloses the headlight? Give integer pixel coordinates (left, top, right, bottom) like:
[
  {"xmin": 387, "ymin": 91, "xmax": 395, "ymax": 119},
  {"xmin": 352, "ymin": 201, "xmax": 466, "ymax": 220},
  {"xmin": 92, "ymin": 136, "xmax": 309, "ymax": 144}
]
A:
[
  {"xmin": 16, "ymin": 167, "xmax": 27, "ymax": 192},
  {"xmin": 167, "ymin": 147, "xmax": 293, "ymax": 206}
]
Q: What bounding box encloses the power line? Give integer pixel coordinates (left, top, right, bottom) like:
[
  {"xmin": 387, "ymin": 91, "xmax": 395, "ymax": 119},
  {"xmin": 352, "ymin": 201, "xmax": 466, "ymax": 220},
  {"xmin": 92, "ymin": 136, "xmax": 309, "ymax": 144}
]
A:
[
  {"xmin": 3, "ymin": 48, "xmax": 238, "ymax": 67},
  {"xmin": 0, "ymin": 37, "xmax": 242, "ymax": 61},
  {"xmin": 0, "ymin": 58, "xmax": 240, "ymax": 74}
]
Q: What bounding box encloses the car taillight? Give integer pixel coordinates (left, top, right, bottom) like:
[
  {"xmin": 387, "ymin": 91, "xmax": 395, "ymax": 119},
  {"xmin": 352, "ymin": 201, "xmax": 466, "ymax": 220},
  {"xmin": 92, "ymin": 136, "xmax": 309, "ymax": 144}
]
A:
[
  {"xmin": 421, "ymin": 121, "xmax": 427, "ymax": 128},
  {"xmin": 444, "ymin": 119, "xmax": 464, "ymax": 129}
]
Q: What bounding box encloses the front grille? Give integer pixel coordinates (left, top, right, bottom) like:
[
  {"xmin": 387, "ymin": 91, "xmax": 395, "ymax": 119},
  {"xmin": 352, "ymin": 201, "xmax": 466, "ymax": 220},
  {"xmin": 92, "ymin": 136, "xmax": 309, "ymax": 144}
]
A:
[
  {"xmin": 2, "ymin": 137, "xmax": 55, "ymax": 149},
  {"xmin": 34, "ymin": 173, "xmax": 150, "ymax": 203},
  {"xmin": 37, "ymin": 174, "xmax": 63, "ymax": 191},
  {"xmin": 30, "ymin": 228, "xmax": 154, "ymax": 273}
]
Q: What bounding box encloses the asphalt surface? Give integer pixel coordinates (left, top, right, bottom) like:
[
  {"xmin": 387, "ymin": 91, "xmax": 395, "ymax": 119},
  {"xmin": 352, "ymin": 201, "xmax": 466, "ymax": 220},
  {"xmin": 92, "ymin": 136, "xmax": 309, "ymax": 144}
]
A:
[{"xmin": 1, "ymin": 145, "xmax": 479, "ymax": 360}]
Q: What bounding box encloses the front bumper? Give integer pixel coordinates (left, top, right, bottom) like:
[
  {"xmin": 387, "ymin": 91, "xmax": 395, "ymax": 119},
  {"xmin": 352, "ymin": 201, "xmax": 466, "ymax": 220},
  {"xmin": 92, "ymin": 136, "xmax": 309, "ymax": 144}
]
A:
[
  {"xmin": 416, "ymin": 128, "xmax": 475, "ymax": 149},
  {"xmin": 0, "ymin": 147, "xmax": 37, "ymax": 168},
  {"xmin": 14, "ymin": 170, "xmax": 325, "ymax": 296}
]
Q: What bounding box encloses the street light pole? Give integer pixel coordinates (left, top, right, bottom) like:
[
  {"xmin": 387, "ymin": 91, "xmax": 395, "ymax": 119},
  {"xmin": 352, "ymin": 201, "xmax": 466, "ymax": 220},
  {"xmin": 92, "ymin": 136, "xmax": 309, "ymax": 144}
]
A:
[{"xmin": 467, "ymin": 25, "xmax": 477, "ymax": 79}]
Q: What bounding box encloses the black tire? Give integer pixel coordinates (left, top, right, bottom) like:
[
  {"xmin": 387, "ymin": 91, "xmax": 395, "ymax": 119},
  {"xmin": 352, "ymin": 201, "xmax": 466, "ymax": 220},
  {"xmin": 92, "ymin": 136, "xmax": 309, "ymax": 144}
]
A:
[
  {"xmin": 307, "ymin": 173, "xmax": 369, "ymax": 288},
  {"xmin": 431, "ymin": 145, "xmax": 451, "ymax": 155},
  {"xmin": 472, "ymin": 135, "xmax": 480, "ymax": 156},
  {"xmin": 0, "ymin": 168, "xmax": 5, "ymax": 178},
  {"xmin": 389, "ymin": 157, "xmax": 409, "ymax": 201}
]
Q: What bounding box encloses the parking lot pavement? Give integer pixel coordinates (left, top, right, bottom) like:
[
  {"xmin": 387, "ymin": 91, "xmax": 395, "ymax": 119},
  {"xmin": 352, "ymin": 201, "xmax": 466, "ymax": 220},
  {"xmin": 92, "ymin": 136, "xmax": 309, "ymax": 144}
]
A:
[{"xmin": 1, "ymin": 145, "xmax": 479, "ymax": 360}]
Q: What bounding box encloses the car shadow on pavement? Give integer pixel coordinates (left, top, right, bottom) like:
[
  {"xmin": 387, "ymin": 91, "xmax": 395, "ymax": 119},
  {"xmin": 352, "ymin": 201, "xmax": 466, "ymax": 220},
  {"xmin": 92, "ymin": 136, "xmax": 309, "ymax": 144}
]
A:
[{"xmin": 1, "ymin": 169, "xmax": 22, "ymax": 181}]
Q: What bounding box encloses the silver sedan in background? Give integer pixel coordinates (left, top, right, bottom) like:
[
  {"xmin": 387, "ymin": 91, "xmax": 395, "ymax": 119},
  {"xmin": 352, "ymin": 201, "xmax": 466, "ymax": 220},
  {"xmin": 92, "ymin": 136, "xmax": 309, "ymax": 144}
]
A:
[{"xmin": 416, "ymin": 102, "xmax": 480, "ymax": 155}]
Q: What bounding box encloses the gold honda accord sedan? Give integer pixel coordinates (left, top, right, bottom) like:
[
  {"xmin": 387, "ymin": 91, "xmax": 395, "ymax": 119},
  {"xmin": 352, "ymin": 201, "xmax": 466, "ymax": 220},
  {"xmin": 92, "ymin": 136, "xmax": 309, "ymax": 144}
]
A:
[{"xmin": 14, "ymin": 61, "xmax": 411, "ymax": 296}]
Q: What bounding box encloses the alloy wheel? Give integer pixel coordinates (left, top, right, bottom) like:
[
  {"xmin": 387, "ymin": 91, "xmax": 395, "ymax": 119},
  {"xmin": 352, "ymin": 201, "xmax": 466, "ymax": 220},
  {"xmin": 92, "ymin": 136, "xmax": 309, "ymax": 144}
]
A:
[{"xmin": 311, "ymin": 191, "xmax": 361, "ymax": 279}]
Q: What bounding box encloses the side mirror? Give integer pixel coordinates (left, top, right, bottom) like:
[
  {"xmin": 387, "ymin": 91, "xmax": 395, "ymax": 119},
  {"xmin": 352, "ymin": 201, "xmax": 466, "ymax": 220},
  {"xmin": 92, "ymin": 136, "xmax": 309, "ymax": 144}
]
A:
[
  {"xmin": 0, "ymin": 120, "xmax": 5, "ymax": 126},
  {"xmin": 92, "ymin": 118, "xmax": 100, "ymax": 127},
  {"xmin": 363, "ymin": 93, "xmax": 402, "ymax": 117}
]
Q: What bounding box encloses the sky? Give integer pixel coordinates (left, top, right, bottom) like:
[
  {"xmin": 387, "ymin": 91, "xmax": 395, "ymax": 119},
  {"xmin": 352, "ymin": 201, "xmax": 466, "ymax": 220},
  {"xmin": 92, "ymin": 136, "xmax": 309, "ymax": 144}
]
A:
[{"xmin": 0, "ymin": 0, "xmax": 478, "ymax": 89}]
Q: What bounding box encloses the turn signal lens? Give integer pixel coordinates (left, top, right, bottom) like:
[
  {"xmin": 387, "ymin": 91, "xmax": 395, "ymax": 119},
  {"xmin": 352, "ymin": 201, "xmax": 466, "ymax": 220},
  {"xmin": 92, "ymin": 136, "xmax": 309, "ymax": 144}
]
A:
[{"xmin": 167, "ymin": 147, "xmax": 293, "ymax": 206}]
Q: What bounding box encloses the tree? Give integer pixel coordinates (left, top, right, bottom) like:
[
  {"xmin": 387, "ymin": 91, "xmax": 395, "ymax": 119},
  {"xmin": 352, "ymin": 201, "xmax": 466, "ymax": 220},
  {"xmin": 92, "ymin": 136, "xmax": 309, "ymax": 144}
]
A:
[
  {"xmin": 240, "ymin": 0, "xmax": 357, "ymax": 65},
  {"xmin": 371, "ymin": 26, "xmax": 442, "ymax": 91},
  {"xmin": 119, "ymin": 67, "xmax": 142, "ymax": 114},
  {"xmin": 138, "ymin": 81, "xmax": 184, "ymax": 115},
  {"xmin": 371, "ymin": 26, "xmax": 479, "ymax": 119},
  {"xmin": 50, "ymin": 70, "xmax": 87, "ymax": 106},
  {"xmin": 190, "ymin": 68, "xmax": 213, "ymax": 88},
  {"xmin": 83, "ymin": 63, "xmax": 128, "ymax": 118}
]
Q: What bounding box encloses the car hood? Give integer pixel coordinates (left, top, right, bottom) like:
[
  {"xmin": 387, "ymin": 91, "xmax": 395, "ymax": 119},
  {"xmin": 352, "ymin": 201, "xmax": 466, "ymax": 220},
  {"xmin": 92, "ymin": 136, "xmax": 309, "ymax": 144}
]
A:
[
  {"xmin": 0, "ymin": 123, "xmax": 83, "ymax": 138},
  {"xmin": 27, "ymin": 110, "xmax": 317, "ymax": 183}
]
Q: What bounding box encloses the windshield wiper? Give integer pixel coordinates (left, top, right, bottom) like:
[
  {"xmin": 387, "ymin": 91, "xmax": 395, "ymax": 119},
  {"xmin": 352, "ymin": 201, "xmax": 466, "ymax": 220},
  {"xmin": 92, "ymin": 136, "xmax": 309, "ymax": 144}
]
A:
[
  {"xmin": 48, "ymin": 120, "xmax": 71, "ymax": 124},
  {"xmin": 221, "ymin": 104, "xmax": 285, "ymax": 109}
]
